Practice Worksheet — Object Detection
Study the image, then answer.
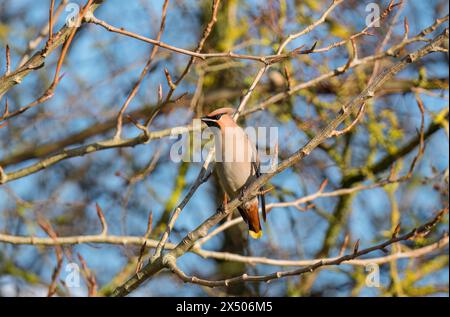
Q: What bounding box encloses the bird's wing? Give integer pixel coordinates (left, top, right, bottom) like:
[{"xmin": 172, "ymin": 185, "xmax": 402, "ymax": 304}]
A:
[{"xmin": 251, "ymin": 147, "xmax": 267, "ymax": 222}]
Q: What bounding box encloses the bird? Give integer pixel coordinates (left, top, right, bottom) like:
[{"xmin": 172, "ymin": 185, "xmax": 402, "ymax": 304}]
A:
[{"xmin": 201, "ymin": 107, "xmax": 266, "ymax": 239}]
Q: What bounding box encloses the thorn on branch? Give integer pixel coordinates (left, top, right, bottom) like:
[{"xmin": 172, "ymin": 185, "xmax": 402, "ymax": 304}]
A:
[
  {"xmin": 308, "ymin": 41, "xmax": 318, "ymax": 52},
  {"xmin": 293, "ymin": 41, "xmax": 318, "ymax": 56},
  {"xmin": 95, "ymin": 202, "xmax": 108, "ymax": 235},
  {"xmin": 5, "ymin": 44, "xmax": 11, "ymax": 75},
  {"xmin": 319, "ymin": 179, "xmax": 329, "ymax": 192},
  {"xmin": 388, "ymin": 0, "xmax": 402, "ymax": 11},
  {"xmin": 164, "ymin": 68, "xmax": 176, "ymax": 90},
  {"xmin": 157, "ymin": 84, "xmax": 163, "ymax": 105},
  {"xmin": 136, "ymin": 241, "xmax": 147, "ymax": 273},
  {"xmin": 403, "ymin": 17, "xmax": 409, "ymax": 39},
  {"xmin": 338, "ymin": 233, "xmax": 350, "ymax": 257},
  {"xmin": 353, "ymin": 239, "xmax": 360, "ymax": 255},
  {"xmin": 145, "ymin": 211, "xmax": 153, "ymax": 238},
  {"xmin": 392, "ymin": 223, "xmax": 401, "ymax": 238}
]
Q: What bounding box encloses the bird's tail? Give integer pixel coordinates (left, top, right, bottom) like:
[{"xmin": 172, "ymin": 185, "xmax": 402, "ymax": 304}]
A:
[
  {"xmin": 239, "ymin": 201, "xmax": 263, "ymax": 239},
  {"xmin": 249, "ymin": 229, "xmax": 263, "ymax": 239}
]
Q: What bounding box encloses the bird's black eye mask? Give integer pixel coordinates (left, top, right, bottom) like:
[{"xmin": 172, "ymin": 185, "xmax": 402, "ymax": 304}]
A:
[{"xmin": 201, "ymin": 113, "xmax": 224, "ymax": 128}]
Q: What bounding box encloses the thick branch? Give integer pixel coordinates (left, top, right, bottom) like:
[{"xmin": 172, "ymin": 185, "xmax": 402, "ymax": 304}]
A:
[
  {"xmin": 167, "ymin": 210, "xmax": 447, "ymax": 287},
  {"xmin": 0, "ymin": 227, "xmax": 446, "ymax": 268}
]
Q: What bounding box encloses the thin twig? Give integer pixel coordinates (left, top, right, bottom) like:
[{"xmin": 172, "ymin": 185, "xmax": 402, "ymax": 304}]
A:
[
  {"xmin": 48, "ymin": 0, "xmax": 56, "ymax": 44},
  {"xmin": 77, "ymin": 253, "xmax": 98, "ymax": 297},
  {"xmin": 113, "ymin": 0, "xmax": 170, "ymax": 140},
  {"xmin": 38, "ymin": 216, "xmax": 63, "ymax": 297}
]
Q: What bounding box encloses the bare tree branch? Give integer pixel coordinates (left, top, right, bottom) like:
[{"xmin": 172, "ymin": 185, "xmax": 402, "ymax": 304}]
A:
[{"xmin": 111, "ymin": 28, "xmax": 449, "ymax": 297}]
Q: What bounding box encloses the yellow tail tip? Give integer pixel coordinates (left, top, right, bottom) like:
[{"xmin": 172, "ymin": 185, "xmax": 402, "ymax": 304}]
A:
[{"xmin": 249, "ymin": 230, "xmax": 263, "ymax": 239}]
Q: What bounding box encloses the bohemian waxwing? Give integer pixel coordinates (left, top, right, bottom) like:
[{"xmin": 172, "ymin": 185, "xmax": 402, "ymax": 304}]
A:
[{"xmin": 201, "ymin": 107, "xmax": 266, "ymax": 239}]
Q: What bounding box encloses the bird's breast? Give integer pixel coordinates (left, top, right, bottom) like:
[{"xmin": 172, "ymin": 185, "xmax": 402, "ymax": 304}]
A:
[
  {"xmin": 214, "ymin": 124, "xmax": 257, "ymax": 198},
  {"xmin": 216, "ymin": 160, "xmax": 253, "ymax": 198}
]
